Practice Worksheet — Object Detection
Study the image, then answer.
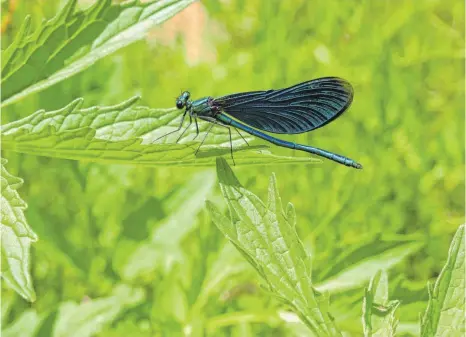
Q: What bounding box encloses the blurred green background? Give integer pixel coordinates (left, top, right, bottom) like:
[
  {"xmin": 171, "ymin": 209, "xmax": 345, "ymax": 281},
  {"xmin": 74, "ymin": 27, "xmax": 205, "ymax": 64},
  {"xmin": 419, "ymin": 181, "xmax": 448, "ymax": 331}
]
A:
[{"xmin": 1, "ymin": 0, "xmax": 464, "ymax": 336}]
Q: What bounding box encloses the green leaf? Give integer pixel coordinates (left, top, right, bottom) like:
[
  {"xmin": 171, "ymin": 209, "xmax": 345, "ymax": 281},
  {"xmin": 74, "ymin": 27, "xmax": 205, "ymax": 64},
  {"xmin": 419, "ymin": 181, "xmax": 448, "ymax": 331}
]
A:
[
  {"xmin": 52, "ymin": 284, "xmax": 144, "ymax": 337},
  {"xmin": 150, "ymin": 266, "xmax": 188, "ymax": 327},
  {"xmin": 421, "ymin": 224, "xmax": 465, "ymax": 337},
  {"xmin": 1, "ymin": 0, "xmax": 196, "ymax": 106},
  {"xmin": 206, "ymin": 157, "xmax": 341, "ymax": 337},
  {"xmin": 362, "ymin": 270, "xmax": 400, "ymax": 337},
  {"xmin": 1, "ymin": 309, "xmax": 41, "ymax": 337},
  {"xmin": 195, "ymin": 243, "xmax": 253, "ymax": 310},
  {"xmin": 0, "ymin": 158, "xmax": 38, "ymax": 302},
  {"xmin": 121, "ymin": 170, "xmax": 216, "ymax": 280},
  {"xmin": 315, "ymin": 239, "xmax": 423, "ymax": 293},
  {"xmin": 1, "ymin": 97, "xmax": 319, "ymax": 166}
]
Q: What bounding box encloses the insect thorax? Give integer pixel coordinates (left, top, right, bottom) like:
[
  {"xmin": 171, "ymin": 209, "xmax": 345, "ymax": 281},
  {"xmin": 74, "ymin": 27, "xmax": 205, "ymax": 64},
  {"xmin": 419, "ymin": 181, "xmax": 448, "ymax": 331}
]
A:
[{"xmin": 190, "ymin": 97, "xmax": 218, "ymax": 117}]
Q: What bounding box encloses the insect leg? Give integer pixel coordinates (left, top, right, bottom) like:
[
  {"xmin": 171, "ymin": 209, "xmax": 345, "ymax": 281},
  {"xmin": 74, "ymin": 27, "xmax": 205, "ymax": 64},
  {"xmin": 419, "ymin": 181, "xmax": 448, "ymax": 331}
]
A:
[
  {"xmin": 192, "ymin": 117, "xmax": 200, "ymax": 140},
  {"xmin": 196, "ymin": 117, "xmax": 236, "ymax": 165},
  {"xmin": 154, "ymin": 110, "xmax": 187, "ymax": 142},
  {"xmin": 195, "ymin": 123, "xmax": 214, "ymax": 155},
  {"xmin": 227, "ymin": 126, "xmax": 235, "ymax": 165},
  {"xmin": 234, "ymin": 128, "xmax": 249, "ymax": 146},
  {"xmin": 176, "ymin": 115, "xmax": 192, "ymax": 143}
]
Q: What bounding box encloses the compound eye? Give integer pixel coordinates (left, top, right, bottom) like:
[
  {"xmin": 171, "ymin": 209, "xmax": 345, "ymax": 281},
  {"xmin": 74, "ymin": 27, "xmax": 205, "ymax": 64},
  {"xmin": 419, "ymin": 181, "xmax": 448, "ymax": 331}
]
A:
[{"xmin": 176, "ymin": 100, "xmax": 184, "ymax": 109}]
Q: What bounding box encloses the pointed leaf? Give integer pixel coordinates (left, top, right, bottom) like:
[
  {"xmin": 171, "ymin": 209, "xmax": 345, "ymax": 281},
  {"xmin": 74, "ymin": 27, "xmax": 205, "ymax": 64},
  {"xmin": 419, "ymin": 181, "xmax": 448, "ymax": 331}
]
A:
[
  {"xmin": 421, "ymin": 224, "xmax": 465, "ymax": 337},
  {"xmin": 0, "ymin": 158, "xmax": 38, "ymax": 302},
  {"xmin": 208, "ymin": 157, "xmax": 340, "ymax": 336}
]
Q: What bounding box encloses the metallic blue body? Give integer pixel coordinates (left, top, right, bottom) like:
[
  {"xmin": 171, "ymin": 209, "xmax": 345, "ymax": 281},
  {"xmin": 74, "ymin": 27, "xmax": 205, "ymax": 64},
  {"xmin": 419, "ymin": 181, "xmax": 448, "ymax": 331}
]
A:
[
  {"xmin": 216, "ymin": 113, "xmax": 361, "ymax": 169},
  {"xmin": 174, "ymin": 77, "xmax": 362, "ymax": 169}
]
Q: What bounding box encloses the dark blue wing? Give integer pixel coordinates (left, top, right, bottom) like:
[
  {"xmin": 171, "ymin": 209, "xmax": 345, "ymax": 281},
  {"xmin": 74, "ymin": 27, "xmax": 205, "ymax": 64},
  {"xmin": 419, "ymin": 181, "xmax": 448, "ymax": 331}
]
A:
[{"xmin": 212, "ymin": 77, "xmax": 353, "ymax": 134}]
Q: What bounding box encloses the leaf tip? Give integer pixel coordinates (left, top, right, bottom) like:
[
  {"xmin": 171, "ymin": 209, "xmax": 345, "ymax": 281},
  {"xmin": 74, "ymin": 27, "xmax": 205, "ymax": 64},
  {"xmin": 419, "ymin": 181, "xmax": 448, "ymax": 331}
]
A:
[{"xmin": 216, "ymin": 157, "xmax": 240, "ymax": 187}]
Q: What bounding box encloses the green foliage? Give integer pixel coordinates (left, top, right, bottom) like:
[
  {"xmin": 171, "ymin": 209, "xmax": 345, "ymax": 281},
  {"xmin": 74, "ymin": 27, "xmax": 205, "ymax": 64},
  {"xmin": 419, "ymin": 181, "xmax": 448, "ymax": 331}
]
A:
[
  {"xmin": 1, "ymin": 158, "xmax": 37, "ymax": 302},
  {"xmin": 362, "ymin": 270, "xmax": 400, "ymax": 336},
  {"xmin": 0, "ymin": 0, "xmax": 464, "ymax": 336},
  {"xmin": 2, "ymin": 284, "xmax": 144, "ymax": 337},
  {"xmin": 207, "ymin": 157, "xmax": 340, "ymax": 336},
  {"xmin": 2, "ymin": 96, "xmax": 315, "ymax": 166},
  {"xmin": 421, "ymin": 224, "xmax": 465, "ymax": 337},
  {"xmin": 315, "ymin": 239, "xmax": 423, "ymax": 293},
  {"xmin": 1, "ymin": 0, "xmax": 197, "ymax": 106}
]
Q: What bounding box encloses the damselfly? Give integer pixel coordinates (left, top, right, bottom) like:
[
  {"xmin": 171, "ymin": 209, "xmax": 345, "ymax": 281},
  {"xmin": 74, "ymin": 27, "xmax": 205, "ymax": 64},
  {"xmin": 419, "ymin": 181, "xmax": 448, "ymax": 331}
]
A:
[{"xmin": 161, "ymin": 77, "xmax": 362, "ymax": 169}]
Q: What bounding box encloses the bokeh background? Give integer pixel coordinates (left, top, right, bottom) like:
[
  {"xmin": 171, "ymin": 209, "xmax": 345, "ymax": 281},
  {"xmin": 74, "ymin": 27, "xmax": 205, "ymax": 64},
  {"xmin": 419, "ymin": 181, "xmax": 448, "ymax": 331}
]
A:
[{"xmin": 1, "ymin": 0, "xmax": 464, "ymax": 336}]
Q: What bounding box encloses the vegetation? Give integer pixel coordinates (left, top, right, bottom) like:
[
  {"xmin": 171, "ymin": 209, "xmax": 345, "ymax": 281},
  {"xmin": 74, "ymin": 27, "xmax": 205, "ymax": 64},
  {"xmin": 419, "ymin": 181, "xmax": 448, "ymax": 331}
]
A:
[{"xmin": 1, "ymin": 0, "xmax": 464, "ymax": 336}]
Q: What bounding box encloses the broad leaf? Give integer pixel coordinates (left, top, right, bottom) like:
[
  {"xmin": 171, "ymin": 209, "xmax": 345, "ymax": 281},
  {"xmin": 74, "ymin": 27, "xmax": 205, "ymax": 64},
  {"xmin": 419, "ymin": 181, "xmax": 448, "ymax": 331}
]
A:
[
  {"xmin": 362, "ymin": 270, "xmax": 400, "ymax": 337},
  {"xmin": 1, "ymin": 0, "xmax": 196, "ymax": 106},
  {"xmin": 207, "ymin": 157, "xmax": 340, "ymax": 337},
  {"xmin": 1, "ymin": 97, "xmax": 319, "ymax": 166},
  {"xmin": 421, "ymin": 224, "xmax": 465, "ymax": 337},
  {"xmin": 0, "ymin": 158, "xmax": 38, "ymax": 302}
]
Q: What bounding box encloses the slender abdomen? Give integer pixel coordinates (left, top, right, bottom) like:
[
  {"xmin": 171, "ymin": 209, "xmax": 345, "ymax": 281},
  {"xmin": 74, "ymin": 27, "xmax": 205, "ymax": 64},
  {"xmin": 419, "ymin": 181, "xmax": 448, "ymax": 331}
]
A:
[{"xmin": 216, "ymin": 113, "xmax": 362, "ymax": 169}]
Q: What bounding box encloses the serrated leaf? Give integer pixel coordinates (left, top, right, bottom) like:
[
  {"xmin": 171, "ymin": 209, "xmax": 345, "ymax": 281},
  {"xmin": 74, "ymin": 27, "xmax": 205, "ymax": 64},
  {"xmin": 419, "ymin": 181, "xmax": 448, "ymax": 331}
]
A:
[
  {"xmin": 1, "ymin": 97, "xmax": 319, "ymax": 166},
  {"xmin": 315, "ymin": 240, "xmax": 423, "ymax": 293},
  {"xmin": 1, "ymin": 0, "xmax": 196, "ymax": 106},
  {"xmin": 52, "ymin": 284, "xmax": 144, "ymax": 337},
  {"xmin": 0, "ymin": 158, "xmax": 38, "ymax": 302},
  {"xmin": 421, "ymin": 224, "xmax": 465, "ymax": 337},
  {"xmin": 362, "ymin": 270, "xmax": 400, "ymax": 337},
  {"xmin": 207, "ymin": 157, "xmax": 341, "ymax": 337}
]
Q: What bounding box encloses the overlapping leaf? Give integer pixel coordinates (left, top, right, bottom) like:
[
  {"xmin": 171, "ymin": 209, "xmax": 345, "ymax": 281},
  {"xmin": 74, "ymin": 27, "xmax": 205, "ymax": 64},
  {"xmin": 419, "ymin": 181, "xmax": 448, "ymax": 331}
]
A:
[
  {"xmin": 207, "ymin": 158, "xmax": 340, "ymax": 336},
  {"xmin": 0, "ymin": 159, "xmax": 38, "ymax": 302},
  {"xmin": 362, "ymin": 270, "xmax": 400, "ymax": 337},
  {"xmin": 421, "ymin": 224, "xmax": 465, "ymax": 337},
  {"xmin": 1, "ymin": 97, "xmax": 319, "ymax": 166},
  {"xmin": 1, "ymin": 0, "xmax": 197, "ymax": 106}
]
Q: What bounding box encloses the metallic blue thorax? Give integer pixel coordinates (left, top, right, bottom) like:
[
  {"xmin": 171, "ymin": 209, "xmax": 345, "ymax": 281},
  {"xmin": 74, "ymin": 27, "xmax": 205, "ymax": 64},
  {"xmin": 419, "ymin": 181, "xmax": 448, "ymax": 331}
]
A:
[{"xmin": 190, "ymin": 97, "xmax": 215, "ymax": 117}]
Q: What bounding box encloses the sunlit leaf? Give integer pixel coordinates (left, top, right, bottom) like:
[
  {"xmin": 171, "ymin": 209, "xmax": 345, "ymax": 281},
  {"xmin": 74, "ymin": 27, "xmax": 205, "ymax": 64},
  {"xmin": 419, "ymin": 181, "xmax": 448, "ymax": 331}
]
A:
[
  {"xmin": 195, "ymin": 243, "xmax": 253, "ymax": 310},
  {"xmin": 52, "ymin": 284, "xmax": 144, "ymax": 337},
  {"xmin": 1, "ymin": 309, "xmax": 41, "ymax": 337},
  {"xmin": 0, "ymin": 158, "xmax": 38, "ymax": 302},
  {"xmin": 1, "ymin": 97, "xmax": 319, "ymax": 166},
  {"xmin": 421, "ymin": 224, "xmax": 465, "ymax": 337},
  {"xmin": 315, "ymin": 240, "xmax": 423, "ymax": 293},
  {"xmin": 207, "ymin": 157, "xmax": 341, "ymax": 337},
  {"xmin": 122, "ymin": 170, "xmax": 216, "ymax": 280},
  {"xmin": 1, "ymin": 0, "xmax": 197, "ymax": 106},
  {"xmin": 362, "ymin": 270, "xmax": 400, "ymax": 337}
]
